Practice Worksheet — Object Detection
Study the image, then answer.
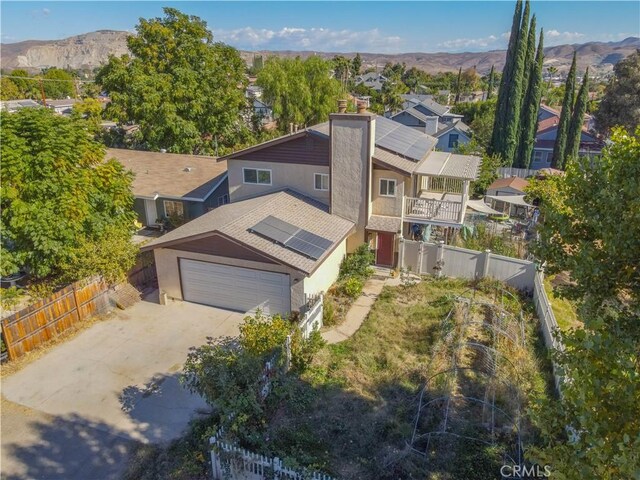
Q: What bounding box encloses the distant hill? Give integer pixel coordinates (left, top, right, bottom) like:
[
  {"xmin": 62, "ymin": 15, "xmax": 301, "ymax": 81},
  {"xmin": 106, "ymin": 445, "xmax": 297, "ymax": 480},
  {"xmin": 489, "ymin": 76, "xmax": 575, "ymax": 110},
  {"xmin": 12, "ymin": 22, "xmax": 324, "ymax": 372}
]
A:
[{"xmin": 2, "ymin": 30, "xmax": 638, "ymax": 77}]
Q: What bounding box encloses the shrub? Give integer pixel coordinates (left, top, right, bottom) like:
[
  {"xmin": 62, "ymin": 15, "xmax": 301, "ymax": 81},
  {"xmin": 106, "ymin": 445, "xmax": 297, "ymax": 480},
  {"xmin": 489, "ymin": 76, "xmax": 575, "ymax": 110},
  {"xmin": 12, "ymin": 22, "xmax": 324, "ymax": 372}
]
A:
[
  {"xmin": 339, "ymin": 244, "xmax": 374, "ymax": 280},
  {"xmin": 0, "ymin": 286, "xmax": 24, "ymax": 311},
  {"xmin": 340, "ymin": 277, "xmax": 364, "ymax": 298},
  {"xmin": 322, "ymin": 296, "xmax": 336, "ymax": 326}
]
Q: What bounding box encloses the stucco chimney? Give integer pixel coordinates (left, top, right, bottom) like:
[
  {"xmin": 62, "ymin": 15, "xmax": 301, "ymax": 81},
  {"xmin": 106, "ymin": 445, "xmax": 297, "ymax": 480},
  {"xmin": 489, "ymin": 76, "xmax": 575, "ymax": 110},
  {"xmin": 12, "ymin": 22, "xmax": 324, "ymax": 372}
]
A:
[
  {"xmin": 329, "ymin": 110, "xmax": 376, "ymax": 251},
  {"xmin": 424, "ymin": 116, "xmax": 439, "ymax": 135}
]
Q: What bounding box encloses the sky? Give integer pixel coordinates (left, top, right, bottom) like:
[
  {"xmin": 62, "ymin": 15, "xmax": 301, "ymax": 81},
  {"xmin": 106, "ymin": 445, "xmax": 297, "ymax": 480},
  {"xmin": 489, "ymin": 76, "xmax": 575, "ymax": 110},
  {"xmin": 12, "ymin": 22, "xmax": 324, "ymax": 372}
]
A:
[{"xmin": 1, "ymin": 1, "xmax": 639, "ymax": 54}]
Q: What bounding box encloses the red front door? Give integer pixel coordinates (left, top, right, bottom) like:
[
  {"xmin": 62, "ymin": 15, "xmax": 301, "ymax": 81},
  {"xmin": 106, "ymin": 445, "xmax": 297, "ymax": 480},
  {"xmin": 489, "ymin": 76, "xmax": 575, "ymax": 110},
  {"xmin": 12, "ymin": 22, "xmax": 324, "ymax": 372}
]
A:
[{"xmin": 376, "ymin": 232, "xmax": 395, "ymax": 266}]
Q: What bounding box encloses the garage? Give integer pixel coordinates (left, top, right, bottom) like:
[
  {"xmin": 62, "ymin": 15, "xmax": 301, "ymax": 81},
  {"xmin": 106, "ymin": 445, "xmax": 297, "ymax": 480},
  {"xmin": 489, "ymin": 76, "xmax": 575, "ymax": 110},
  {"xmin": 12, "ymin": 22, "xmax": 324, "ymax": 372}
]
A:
[{"xmin": 179, "ymin": 258, "xmax": 291, "ymax": 315}]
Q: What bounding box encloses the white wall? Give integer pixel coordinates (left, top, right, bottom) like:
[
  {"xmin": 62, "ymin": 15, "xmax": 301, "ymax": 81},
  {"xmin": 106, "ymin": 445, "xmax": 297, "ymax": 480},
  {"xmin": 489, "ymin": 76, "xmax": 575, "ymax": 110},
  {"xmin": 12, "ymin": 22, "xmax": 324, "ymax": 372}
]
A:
[{"xmin": 303, "ymin": 240, "xmax": 346, "ymax": 296}]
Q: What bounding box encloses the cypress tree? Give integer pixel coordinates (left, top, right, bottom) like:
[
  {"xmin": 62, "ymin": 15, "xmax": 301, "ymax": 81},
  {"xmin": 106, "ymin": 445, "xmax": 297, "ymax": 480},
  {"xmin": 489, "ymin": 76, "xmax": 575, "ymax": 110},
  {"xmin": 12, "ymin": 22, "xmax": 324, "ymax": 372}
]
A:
[
  {"xmin": 518, "ymin": 29, "xmax": 544, "ymax": 168},
  {"xmin": 455, "ymin": 67, "xmax": 462, "ymax": 104},
  {"xmin": 486, "ymin": 65, "xmax": 495, "ymax": 99},
  {"xmin": 490, "ymin": 0, "xmax": 523, "ymax": 156},
  {"xmin": 503, "ymin": 0, "xmax": 530, "ymax": 165},
  {"xmin": 521, "ymin": 15, "xmax": 537, "ymax": 105},
  {"xmin": 551, "ymin": 52, "xmax": 577, "ymax": 168},
  {"xmin": 566, "ymin": 68, "xmax": 589, "ymax": 162}
]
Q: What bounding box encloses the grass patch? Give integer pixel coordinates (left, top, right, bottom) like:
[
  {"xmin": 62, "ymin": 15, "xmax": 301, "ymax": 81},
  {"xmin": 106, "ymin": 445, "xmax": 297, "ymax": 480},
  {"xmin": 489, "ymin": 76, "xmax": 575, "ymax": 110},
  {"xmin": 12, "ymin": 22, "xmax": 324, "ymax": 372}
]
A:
[
  {"xmin": 257, "ymin": 277, "xmax": 552, "ymax": 479},
  {"xmin": 543, "ymin": 275, "xmax": 581, "ymax": 331}
]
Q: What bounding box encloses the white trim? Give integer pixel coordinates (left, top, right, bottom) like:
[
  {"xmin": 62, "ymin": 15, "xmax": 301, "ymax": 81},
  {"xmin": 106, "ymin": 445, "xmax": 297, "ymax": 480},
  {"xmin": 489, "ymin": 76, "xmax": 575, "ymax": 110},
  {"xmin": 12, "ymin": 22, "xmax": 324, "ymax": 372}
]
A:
[
  {"xmin": 379, "ymin": 178, "xmax": 397, "ymax": 197},
  {"xmin": 242, "ymin": 167, "xmax": 272, "ymax": 185},
  {"xmin": 314, "ymin": 173, "xmax": 329, "ymax": 191},
  {"xmin": 217, "ymin": 194, "xmax": 230, "ymax": 206}
]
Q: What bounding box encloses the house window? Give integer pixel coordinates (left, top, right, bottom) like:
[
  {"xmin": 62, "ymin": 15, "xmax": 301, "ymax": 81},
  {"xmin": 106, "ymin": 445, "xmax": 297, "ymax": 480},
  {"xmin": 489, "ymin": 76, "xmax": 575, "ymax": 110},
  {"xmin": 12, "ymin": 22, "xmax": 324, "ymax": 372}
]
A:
[
  {"xmin": 533, "ymin": 150, "xmax": 546, "ymax": 164},
  {"xmin": 243, "ymin": 168, "xmax": 271, "ymax": 185},
  {"xmin": 314, "ymin": 173, "xmax": 329, "ymax": 191},
  {"xmin": 164, "ymin": 200, "xmax": 184, "ymax": 218},
  {"xmin": 217, "ymin": 194, "xmax": 229, "ymax": 206},
  {"xmin": 448, "ymin": 133, "xmax": 459, "ymax": 149},
  {"xmin": 379, "ymin": 178, "xmax": 396, "ymax": 197}
]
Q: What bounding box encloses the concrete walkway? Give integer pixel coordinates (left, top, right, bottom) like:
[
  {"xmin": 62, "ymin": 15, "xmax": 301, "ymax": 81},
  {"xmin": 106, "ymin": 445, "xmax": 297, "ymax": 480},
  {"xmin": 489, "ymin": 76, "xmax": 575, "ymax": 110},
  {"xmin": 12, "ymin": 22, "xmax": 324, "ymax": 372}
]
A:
[{"xmin": 322, "ymin": 268, "xmax": 412, "ymax": 344}]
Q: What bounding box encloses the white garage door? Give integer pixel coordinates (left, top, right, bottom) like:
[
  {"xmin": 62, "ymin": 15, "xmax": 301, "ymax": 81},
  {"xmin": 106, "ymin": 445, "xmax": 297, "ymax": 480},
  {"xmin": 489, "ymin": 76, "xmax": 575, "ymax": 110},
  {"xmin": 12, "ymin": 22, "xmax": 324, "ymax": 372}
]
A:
[{"xmin": 179, "ymin": 259, "xmax": 291, "ymax": 315}]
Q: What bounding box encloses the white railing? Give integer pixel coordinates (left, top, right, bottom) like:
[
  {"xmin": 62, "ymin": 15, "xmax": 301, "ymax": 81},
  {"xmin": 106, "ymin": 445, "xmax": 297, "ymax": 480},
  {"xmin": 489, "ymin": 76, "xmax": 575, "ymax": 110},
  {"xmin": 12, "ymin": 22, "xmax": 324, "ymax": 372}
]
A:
[
  {"xmin": 496, "ymin": 167, "xmax": 538, "ymax": 178},
  {"xmin": 405, "ymin": 197, "xmax": 462, "ymax": 223},
  {"xmin": 299, "ymin": 293, "xmax": 323, "ymax": 338},
  {"xmin": 420, "ymin": 175, "xmax": 464, "ymax": 194},
  {"xmin": 210, "ymin": 427, "xmax": 334, "ymax": 480}
]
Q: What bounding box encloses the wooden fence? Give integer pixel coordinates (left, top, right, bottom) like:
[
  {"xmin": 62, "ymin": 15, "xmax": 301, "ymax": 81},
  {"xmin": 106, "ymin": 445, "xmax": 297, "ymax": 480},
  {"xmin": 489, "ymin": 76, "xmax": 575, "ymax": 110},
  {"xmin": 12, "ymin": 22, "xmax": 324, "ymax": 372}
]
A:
[
  {"xmin": 1, "ymin": 276, "xmax": 110, "ymax": 361},
  {"xmin": 128, "ymin": 251, "xmax": 158, "ymax": 292}
]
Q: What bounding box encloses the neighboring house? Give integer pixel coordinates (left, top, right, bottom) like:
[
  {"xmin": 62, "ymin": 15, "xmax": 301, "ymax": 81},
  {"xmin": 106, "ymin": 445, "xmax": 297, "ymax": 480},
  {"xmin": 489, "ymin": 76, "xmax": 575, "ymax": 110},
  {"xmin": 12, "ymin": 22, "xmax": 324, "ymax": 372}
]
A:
[
  {"xmin": 355, "ymin": 72, "xmax": 388, "ymax": 91},
  {"xmin": 45, "ymin": 98, "xmax": 79, "ymax": 115},
  {"xmin": 246, "ymin": 85, "xmax": 263, "ymax": 99},
  {"xmin": 107, "ymin": 148, "xmax": 228, "ymax": 227},
  {"xmin": 252, "ymin": 98, "xmax": 273, "ymax": 121},
  {"xmin": 1, "ymin": 99, "xmax": 40, "ymax": 113},
  {"xmin": 485, "ymin": 177, "xmax": 531, "ymax": 217},
  {"xmin": 531, "ymin": 104, "xmax": 603, "ymax": 169},
  {"xmin": 392, "ymin": 97, "xmax": 471, "ymax": 152},
  {"xmin": 142, "ymin": 108, "xmax": 481, "ymax": 315}
]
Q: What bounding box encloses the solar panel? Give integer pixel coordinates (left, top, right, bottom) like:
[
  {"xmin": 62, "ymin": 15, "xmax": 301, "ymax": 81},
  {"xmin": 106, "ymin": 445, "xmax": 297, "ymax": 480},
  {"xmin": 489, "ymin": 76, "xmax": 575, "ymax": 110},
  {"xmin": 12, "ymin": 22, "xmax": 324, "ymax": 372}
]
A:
[
  {"xmin": 249, "ymin": 216, "xmax": 333, "ymax": 260},
  {"xmin": 249, "ymin": 215, "xmax": 300, "ymax": 244}
]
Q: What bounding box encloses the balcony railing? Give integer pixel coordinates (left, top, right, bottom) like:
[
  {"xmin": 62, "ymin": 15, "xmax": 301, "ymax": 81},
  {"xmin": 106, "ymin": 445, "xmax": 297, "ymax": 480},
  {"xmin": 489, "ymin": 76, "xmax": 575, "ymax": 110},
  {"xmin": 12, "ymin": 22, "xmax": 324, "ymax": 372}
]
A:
[{"xmin": 404, "ymin": 196, "xmax": 463, "ymax": 223}]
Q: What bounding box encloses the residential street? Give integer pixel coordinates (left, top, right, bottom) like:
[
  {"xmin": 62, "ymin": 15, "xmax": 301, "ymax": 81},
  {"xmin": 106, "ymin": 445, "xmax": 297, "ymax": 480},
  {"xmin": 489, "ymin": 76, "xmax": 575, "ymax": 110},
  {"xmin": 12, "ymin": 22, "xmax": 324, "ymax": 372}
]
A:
[{"xmin": 1, "ymin": 292, "xmax": 243, "ymax": 480}]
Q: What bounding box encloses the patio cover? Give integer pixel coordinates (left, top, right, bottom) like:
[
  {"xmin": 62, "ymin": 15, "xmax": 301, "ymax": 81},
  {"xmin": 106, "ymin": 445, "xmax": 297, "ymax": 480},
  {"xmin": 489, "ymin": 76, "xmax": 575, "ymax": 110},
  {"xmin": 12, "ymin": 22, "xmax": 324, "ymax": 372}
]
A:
[
  {"xmin": 485, "ymin": 194, "xmax": 532, "ymax": 207},
  {"xmin": 466, "ymin": 199, "xmax": 502, "ymax": 215}
]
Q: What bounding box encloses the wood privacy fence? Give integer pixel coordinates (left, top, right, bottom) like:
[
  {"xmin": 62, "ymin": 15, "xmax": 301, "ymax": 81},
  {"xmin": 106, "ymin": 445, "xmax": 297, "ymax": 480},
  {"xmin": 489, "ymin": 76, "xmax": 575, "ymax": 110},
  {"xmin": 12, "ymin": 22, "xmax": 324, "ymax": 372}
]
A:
[{"xmin": 1, "ymin": 276, "xmax": 110, "ymax": 361}]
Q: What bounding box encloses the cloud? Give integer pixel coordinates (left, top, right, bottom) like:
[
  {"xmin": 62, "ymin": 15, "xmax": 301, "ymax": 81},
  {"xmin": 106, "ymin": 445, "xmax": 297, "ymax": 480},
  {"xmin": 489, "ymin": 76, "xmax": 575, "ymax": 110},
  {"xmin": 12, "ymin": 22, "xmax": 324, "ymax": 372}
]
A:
[
  {"xmin": 546, "ymin": 30, "xmax": 585, "ymax": 43},
  {"xmin": 30, "ymin": 7, "xmax": 51, "ymax": 18},
  {"xmin": 437, "ymin": 33, "xmax": 508, "ymax": 52},
  {"xmin": 212, "ymin": 26, "xmax": 403, "ymax": 53},
  {"xmin": 42, "ymin": 8, "xmax": 51, "ymax": 16}
]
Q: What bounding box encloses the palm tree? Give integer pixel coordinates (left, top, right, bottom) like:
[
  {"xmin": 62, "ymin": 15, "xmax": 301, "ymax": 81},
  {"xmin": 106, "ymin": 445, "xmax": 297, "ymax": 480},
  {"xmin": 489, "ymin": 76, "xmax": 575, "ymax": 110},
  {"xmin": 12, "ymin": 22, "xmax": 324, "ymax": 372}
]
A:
[{"xmin": 546, "ymin": 66, "xmax": 558, "ymax": 89}]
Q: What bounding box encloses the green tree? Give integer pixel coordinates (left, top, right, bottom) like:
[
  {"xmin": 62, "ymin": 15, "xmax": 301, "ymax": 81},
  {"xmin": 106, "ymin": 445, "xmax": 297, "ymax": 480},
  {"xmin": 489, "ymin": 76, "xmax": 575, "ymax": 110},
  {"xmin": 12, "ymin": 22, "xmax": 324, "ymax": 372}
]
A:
[
  {"xmin": 0, "ymin": 108, "xmax": 137, "ymax": 283},
  {"xmin": 381, "ymin": 73, "xmax": 408, "ymax": 114},
  {"xmin": 9, "ymin": 69, "xmax": 39, "ymax": 98},
  {"xmin": 595, "ymin": 50, "xmax": 640, "ymax": 135},
  {"xmin": 527, "ymin": 128, "xmax": 640, "ymax": 478},
  {"xmin": 502, "ymin": 3, "xmax": 531, "ymax": 165},
  {"xmin": 565, "ymin": 69, "xmax": 589, "ymax": 161},
  {"xmin": 452, "ymin": 98, "xmax": 496, "ymax": 149},
  {"xmin": 41, "ymin": 68, "xmax": 75, "ymax": 99},
  {"xmin": 96, "ymin": 7, "xmax": 248, "ymax": 154},
  {"xmin": 454, "ymin": 67, "xmax": 462, "ymax": 104},
  {"xmin": 72, "ymin": 97, "xmax": 104, "ymax": 133},
  {"xmin": 490, "ymin": 0, "xmax": 524, "ymax": 156},
  {"xmin": 0, "ymin": 78, "xmax": 21, "ymax": 100},
  {"xmin": 486, "ymin": 65, "xmax": 496, "ymax": 100},
  {"xmin": 520, "ymin": 14, "xmax": 537, "ymax": 105},
  {"xmin": 332, "ymin": 55, "xmax": 351, "ymax": 90},
  {"xmin": 351, "ymin": 53, "xmax": 362, "ymax": 77},
  {"xmin": 551, "ymin": 52, "xmax": 577, "ymax": 168},
  {"xmin": 517, "ymin": 29, "xmax": 544, "ymax": 168},
  {"xmin": 258, "ymin": 56, "xmax": 342, "ymax": 131}
]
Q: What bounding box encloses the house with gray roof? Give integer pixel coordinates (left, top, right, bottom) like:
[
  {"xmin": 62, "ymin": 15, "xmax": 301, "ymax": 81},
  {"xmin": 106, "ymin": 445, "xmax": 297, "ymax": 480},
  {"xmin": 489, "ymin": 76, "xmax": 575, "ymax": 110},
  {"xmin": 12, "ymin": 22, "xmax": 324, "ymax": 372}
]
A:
[
  {"xmin": 392, "ymin": 97, "xmax": 471, "ymax": 152},
  {"xmin": 142, "ymin": 104, "xmax": 481, "ymax": 316},
  {"xmin": 1, "ymin": 99, "xmax": 40, "ymax": 113},
  {"xmin": 355, "ymin": 72, "xmax": 387, "ymax": 91}
]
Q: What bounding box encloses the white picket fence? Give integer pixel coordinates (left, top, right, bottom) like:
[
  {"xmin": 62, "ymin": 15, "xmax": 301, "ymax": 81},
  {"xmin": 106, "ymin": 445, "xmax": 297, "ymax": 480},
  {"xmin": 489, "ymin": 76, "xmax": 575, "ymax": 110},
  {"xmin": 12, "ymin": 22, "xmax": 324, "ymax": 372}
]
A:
[
  {"xmin": 210, "ymin": 427, "xmax": 334, "ymax": 480},
  {"xmin": 298, "ymin": 293, "xmax": 323, "ymax": 338}
]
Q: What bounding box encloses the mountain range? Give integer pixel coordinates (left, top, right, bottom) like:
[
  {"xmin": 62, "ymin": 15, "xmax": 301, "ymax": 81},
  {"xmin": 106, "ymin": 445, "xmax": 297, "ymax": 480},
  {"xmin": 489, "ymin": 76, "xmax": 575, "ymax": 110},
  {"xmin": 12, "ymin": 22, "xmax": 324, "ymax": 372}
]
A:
[{"xmin": 2, "ymin": 30, "xmax": 638, "ymax": 76}]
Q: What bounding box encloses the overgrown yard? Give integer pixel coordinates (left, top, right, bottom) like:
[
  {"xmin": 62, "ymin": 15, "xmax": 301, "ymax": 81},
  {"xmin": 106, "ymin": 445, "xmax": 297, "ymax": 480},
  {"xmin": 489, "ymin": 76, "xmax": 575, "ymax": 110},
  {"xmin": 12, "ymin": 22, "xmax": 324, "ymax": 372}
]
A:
[
  {"xmin": 543, "ymin": 274, "xmax": 582, "ymax": 331},
  {"xmin": 256, "ymin": 278, "xmax": 554, "ymax": 479}
]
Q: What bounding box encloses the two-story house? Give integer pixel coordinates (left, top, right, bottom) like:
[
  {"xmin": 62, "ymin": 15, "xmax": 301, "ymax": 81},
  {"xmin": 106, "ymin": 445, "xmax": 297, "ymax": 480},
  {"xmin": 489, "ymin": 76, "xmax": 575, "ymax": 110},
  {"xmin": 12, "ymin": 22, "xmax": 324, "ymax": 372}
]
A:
[
  {"xmin": 142, "ymin": 104, "xmax": 480, "ymax": 316},
  {"xmin": 391, "ymin": 97, "xmax": 471, "ymax": 152}
]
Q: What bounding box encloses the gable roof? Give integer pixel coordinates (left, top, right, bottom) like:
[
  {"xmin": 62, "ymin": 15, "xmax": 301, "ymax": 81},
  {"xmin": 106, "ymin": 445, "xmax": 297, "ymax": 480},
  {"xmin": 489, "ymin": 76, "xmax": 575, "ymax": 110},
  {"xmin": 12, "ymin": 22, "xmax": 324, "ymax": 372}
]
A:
[
  {"xmin": 487, "ymin": 176, "xmax": 529, "ymax": 193},
  {"xmin": 434, "ymin": 120, "xmax": 472, "ymax": 138},
  {"xmin": 107, "ymin": 148, "xmax": 227, "ymax": 201},
  {"xmin": 142, "ymin": 189, "xmax": 355, "ymax": 275},
  {"xmin": 405, "ymin": 97, "xmax": 450, "ymax": 117}
]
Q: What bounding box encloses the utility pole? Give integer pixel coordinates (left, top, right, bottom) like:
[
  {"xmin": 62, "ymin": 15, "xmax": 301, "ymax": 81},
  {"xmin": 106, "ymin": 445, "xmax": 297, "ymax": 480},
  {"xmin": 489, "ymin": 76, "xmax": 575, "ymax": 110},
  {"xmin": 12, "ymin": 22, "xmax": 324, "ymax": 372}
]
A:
[{"xmin": 39, "ymin": 78, "xmax": 47, "ymax": 106}]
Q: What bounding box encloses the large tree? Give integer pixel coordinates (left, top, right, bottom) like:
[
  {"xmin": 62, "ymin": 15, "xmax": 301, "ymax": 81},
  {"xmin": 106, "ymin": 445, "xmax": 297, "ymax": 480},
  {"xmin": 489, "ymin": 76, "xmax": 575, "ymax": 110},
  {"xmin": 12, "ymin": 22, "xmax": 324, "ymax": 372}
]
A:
[
  {"xmin": 41, "ymin": 68, "xmax": 76, "ymax": 99},
  {"xmin": 551, "ymin": 52, "xmax": 577, "ymax": 168},
  {"xmin": 527, "ymin": 127, "xmax": 640, "ymax": 478},
  {"xmin": 565, "ymin": 69, "xmax": 589, "ymax": 161},
  {"xmin": 96, "ymin": 7, "xmax": 248, "ymax": 154},
  {"xmin": 490, "ymin": 0, "xmax": 524, "ymax": 156},
  {"xmin": 486, "ymin": 65, "xmax": 496, "ymax": 100},
  {"xmin": 257, "ymin": 56, "xmax": 342, "ymax": 131},
  {"xmin": 595, "ymin": 50, "xmax": 640, "ymax": 135},
  {"xmin": 518, "ymin": 29, "xmax": 544, "ymax": 168},
  {"xmin": 0, "ymin": 108, "xmax": 137, "ymax": 283}
]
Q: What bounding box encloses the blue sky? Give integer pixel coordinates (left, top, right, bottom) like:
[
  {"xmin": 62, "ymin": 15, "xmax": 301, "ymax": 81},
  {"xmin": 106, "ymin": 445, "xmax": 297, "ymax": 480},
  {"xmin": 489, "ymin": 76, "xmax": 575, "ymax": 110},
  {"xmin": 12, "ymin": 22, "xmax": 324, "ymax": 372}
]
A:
[{"xmin": 2, "ymin": 1, "xmax": 639, "ymax": 53}]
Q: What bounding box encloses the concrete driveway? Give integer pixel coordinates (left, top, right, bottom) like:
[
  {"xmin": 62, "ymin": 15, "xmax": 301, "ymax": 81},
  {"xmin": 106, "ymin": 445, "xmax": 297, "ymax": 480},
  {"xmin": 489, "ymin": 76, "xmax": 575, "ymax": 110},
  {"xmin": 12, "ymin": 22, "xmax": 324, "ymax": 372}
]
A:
[{"xmin": 1, "ymin": 292, "xmax": 244, "ymax": 480}]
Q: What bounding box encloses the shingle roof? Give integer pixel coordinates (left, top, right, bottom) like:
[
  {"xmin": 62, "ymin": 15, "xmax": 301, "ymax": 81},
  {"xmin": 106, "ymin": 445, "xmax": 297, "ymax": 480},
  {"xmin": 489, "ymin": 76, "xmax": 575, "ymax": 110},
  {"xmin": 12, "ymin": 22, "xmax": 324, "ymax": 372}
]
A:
[
  {"xmin": 409, "ymin": 98, "xmax": 450, "ymax": 117},
  {"xmin": 434, "ymin": 120, "xmax": 472, "ymax": 137},
  {"xmin": 108, "ymin": 148, "xmax": 227, "ymax": 201},
  {"xmin": 372, "ymin": 147, "xmax": 417, "ymax": 176},
  {"xmin": 366, "ymin": 215, "xmax": 402, "ymax": 233},
  {"xmin": 487, "ymin": 176, "xmax": 530, "ymax": 193},
  {"xmin": 142, "ymin": 190, "xmax": 355, "ymax": 275}
]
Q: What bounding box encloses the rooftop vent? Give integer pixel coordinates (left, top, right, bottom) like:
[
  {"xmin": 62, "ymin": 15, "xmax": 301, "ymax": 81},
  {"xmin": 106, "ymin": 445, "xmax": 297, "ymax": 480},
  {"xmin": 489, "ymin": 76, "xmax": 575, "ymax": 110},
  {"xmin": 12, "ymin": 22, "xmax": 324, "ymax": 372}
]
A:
[{"xmin": 184, "ymin": 167, "xmax": 193, "ymax": 172}]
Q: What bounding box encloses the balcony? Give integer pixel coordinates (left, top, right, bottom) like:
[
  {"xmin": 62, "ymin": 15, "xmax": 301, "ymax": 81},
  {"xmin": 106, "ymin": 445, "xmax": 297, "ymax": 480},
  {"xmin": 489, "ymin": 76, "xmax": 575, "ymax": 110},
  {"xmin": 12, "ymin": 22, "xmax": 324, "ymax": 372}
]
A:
[{"xmin": 404, "ymin": 195, "xmax": 464, "ymax": 224}]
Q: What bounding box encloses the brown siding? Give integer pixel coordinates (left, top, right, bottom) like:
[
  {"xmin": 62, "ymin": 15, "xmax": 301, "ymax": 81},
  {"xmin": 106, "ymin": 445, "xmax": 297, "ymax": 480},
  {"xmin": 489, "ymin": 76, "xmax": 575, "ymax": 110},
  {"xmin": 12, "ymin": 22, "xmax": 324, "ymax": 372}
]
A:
[
  {"xmin": 171, "ymin": 235, "xmax": 277, "ymax": 264},
  {"xmin": 233, "ymin": 133, "xmax": 329, "ymax": 166}
]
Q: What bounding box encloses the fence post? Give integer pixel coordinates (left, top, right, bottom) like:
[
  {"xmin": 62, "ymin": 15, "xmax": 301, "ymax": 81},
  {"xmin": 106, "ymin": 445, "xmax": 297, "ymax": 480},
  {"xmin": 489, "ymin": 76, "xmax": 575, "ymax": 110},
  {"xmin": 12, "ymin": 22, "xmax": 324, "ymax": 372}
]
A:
[
  {"xmin": 398, "ymin": 235, "xmax": 405, "ymax": 270},
  {"xmin": 285, "ymin": 335, "xmax": 291, "ymax": 372},
  {"xmin": 436, "ymin": 241, "xmax": 445, "ymax": 278},
  {"xmin": 71, "ymin": 280, "xmax": 82, "ymax": 321},
  {"xmin": 417, "ymin": 241, "xmax": 425, "ymax": 275},
  {"xmin": 482, "ymin": 249, "xmax": 491, "ymax": 279},
  {"xmin": 1, "ymin": 321, "xmax": 17, "ymax": 361}
]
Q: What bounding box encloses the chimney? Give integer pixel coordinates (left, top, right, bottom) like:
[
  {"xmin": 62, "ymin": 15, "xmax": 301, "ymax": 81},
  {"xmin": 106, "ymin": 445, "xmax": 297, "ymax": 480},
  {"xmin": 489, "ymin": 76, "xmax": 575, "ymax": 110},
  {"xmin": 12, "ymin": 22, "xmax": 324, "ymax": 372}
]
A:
[
  {"xmin": 424, "ymin": 116, "xmax": 439, "ymax": 135},
  {"xmin": 357, "ymin": 101, "xmax": 367, "ymax": 114},
  {"xmin": 337, "ymin": 99, "xmax": 348, "ymax": 113},
  {"xmin": 329, "ymin": 107, "xmax": 376, "ymax": 251}
]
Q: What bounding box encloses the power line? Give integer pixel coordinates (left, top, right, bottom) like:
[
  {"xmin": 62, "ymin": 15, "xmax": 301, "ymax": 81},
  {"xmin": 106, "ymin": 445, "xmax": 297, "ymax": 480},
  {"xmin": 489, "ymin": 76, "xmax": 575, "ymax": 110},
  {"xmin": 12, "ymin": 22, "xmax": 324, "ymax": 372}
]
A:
[{"xmin": 0, "ymin": 74, "xmax": 96, "ymax": 84}]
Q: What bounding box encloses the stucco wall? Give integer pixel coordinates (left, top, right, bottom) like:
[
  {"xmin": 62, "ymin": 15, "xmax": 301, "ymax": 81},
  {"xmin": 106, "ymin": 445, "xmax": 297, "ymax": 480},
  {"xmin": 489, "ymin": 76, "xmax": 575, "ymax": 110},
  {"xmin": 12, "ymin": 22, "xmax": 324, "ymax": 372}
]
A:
[
  {"xmin": 303, "ymin": 239, "xmax": 346, "ymax": 296},
  {"xmin": 154, "ymin": 248, "xmax": 306, "ymax": 311},
  {"xmin": 371, "ymin": 169, "xmax": 407, "ymax": 216},
  {"xmin": 330, "ymin": 114, "xmax": 374, "ymax": 251},
  {"xmin": 227, "ymin": 159, "xmax": 330, "ymax": 204}
]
